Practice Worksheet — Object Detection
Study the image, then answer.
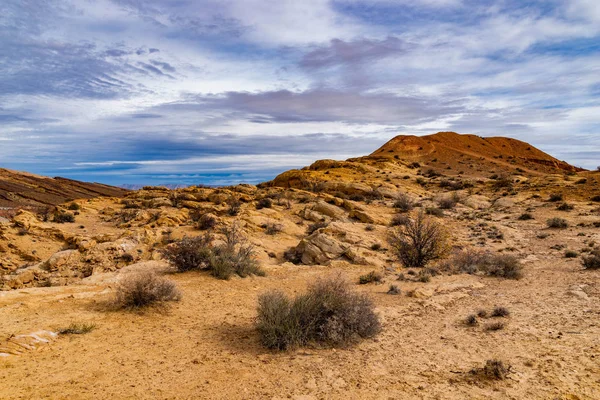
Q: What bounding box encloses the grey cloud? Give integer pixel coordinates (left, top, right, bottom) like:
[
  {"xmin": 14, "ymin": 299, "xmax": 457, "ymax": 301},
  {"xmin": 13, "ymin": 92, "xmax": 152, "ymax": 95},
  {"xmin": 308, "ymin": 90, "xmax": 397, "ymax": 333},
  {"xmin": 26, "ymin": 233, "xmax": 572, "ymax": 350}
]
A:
[
  {"xmin": 186, "ymin": 89, "xmax": 464, "ymax": 125},
  {"xmin": 301, "ymin": 36, "xmax": 410, "ymax": 69},
  {"xmin": 149, "ymin": 60, "xmax": 176, "ymax": 73}
]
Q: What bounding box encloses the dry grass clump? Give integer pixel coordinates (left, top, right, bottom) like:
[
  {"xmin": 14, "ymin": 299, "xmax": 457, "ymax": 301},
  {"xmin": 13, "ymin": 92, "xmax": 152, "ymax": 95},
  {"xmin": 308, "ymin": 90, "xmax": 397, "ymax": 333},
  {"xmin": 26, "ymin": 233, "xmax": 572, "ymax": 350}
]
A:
[
  {"xmin": 162, "ymin": 224, "xmax": 264, "ymax": 279},
  {"xmin": 256, "ymin": 198, "xmax": 273, "ymax": 210},
  {"xmin": 470, "ymin": 360, "xmax": 512, "ymax": 380},
  {"xmin": 556, "ymin": 202, "xmax": 574, "ymax": 211},
  {"xmin": 484, "ymin": 321, "xmax": 506, "ymax": 331},
  {"xmin": 547, "ymin": 217, "xmax": 568, "ymax": 228},
  {"xmin": 256, "ymin": 274, "xmax": 380, "ymax": 350},
  {"xmin": 388, "ymin": 211, "xmax": 448, "ymax": 268},
  {"xmin": 518, "ymin": 213, "xmax": 534, "ymax": 221},
  {"xmin": 439, "ymin": 248, "xmax": 523, "ymax": 279},
  {"xmin": 262, "ymin": 222, "xmax": 283, "ymax": 235},
  {"xmin": 53, "ymin": 211, "xmax": 75, "ymax": 223},
  {"xmin": 393, "ymin": 193, "xmax": 413, "ymax": 212},
  {"xmin": 358, "ymin": 270, "xmax": 383, "ymax": 284},
  {"xmin": 387, "ymin": 284, "xmax": 400, "ymax": 295},
  {"xmin": 548, "ymin": 193, "xmax": 564, "ymax": 202},
  {"xmin": 113, "ymin": 271, "xmax": 181, "ymax": 309},
  {"xmin": 58, "ymin": 322, "xmax": 97, "ymax": 335},
  {"xmin": 582, "ymin": 250, "xmax": 600, "ymax": 269}
]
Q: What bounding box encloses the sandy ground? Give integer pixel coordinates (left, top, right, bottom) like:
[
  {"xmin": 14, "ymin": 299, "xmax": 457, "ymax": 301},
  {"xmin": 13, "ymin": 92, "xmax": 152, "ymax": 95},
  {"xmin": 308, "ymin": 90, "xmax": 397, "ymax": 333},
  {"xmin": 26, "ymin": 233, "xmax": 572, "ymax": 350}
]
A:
[{"xmin": 1, "ymin": 241, "xmax": 599, "ymax": 399}]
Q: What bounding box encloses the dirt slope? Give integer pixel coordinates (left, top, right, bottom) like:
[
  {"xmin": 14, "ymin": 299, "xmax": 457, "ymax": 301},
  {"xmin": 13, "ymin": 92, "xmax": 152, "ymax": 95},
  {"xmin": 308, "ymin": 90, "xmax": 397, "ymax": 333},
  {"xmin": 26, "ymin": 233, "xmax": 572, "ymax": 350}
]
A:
[{"xmin": 0, "ymin": 168, "xmax": 127, "ymax": 208}]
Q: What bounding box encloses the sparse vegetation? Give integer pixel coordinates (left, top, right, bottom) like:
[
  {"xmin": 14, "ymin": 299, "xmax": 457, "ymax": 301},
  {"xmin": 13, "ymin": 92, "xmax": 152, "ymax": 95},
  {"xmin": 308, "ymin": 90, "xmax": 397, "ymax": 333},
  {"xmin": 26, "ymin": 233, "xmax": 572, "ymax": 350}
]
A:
[
  {"xmin": 484, "ymin": 321, "xmax": 505, "ymax": 331},
  {"xmin": 387, "ymin": 284, "xmax": 400, "ymax": 295},
  {"xmin": 556, "ymin": 202, "xmax": 574, "ymax": 211},
  {"xmin": 256, "ymin": 198, "xmax": 273, "ymax": 210},
  {"xmin": 581, "ymin": 251, "xmax": 600, "ymax": 269},
  {"xmin": 53, "ymin": 211, "xmax": 75, "ymax": 223},
  {"xmin": 113, "ymin": 271, "xmax": 181, "ymax": 309},
  {"xmin": 197, "ymin": 214, "xmax": 217, "ymax": 230},
  {"xmin": 358, "ymin": 271, "xmax": 383, "ymax": 284},
  {"xmin": 470, "ymin": 359, "xmax": 511, "ymax": 380},
  {"xmin": 67, "ymin": 202, "xmax": 80, "ymax": 211},
  {"xmin": 393, "ymin": 193, "xmax": 413, "ymax": 212},
  {"xmin": 564, "ymin": 250, "xmax": 578, "ymax": 258},
  {"xmin": 491, "ymin": 306, "xmax": 510, "ymax": 317},
  {"xmin": 58, "ymin": 322, "xmax": 97, "ymax": 335},
  {"xmin": 256, "ymin": 274, "xmax": 380, "ymax": 350},
  {"xmin": 439, "ymin": 248, "xmax": 523, "ymax": 279},
  {"xmin": 262, "ymin": 222, "xmax": 283, "ymax": 235},
  {"xmin": 518, "ymin": 213, "xmax": 533, "ymax": 221},
  {"xmin": 547, "ymin": 217, "xmax": 568, "ymax": 229},
  {"xmin": 162, "ymin": 223, "xmax": 263, "ymax": 279},
  {"xmin": 465, "ymin": 314, "xmax": 478, "ymax": 326},
  {"xmin": 548, "ymin": 193, "xmax": 564, "ymax": 202},
  {"xmin": 388, "ymin": 211, "xmax": 448, "ymax": 268}
]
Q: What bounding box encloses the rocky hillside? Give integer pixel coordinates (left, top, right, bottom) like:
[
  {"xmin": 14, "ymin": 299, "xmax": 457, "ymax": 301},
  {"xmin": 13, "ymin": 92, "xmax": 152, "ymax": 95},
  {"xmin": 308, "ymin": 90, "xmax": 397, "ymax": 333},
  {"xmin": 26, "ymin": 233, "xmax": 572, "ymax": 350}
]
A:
[{"xmin": 0, "ymin": 168, "xmax": 127, "ymax": 209}]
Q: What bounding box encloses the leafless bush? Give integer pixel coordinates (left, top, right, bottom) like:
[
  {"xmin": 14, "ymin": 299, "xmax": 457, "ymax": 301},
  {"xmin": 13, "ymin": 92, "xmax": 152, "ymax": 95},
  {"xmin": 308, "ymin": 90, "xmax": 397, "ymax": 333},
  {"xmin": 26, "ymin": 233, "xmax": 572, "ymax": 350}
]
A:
[
  {"xmin": 113, "ymin": 271, "xmax": 181, "ymax": 309},
  {"xmin": 256, "ymin": 274, "xmax": 380, "ymax": 350},
  {"xmin": 393, "ymin": 193, "xmax": 413, "ymax": 212},
  {"xmin": 582, "ymin": 250, "xmax": 600, "ymax": 269},
  {"xmin": 162, "ymin": 234, "xmax": 214, "ymax": 272},
  {"xmin": 388, "ymin": 211, "xmax": 448, "ymax": 268},
  {"xmin": 547, "ymin": 217, "xmax": 568, "ymax": 228}
]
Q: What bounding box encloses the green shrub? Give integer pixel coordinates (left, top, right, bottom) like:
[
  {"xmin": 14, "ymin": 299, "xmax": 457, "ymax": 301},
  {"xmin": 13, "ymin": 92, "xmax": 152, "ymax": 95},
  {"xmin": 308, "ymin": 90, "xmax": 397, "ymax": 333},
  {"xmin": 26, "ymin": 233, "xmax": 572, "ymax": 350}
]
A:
[{"xmin": 256, "ymin": 274, "xmax": 380, "ymax": 350}]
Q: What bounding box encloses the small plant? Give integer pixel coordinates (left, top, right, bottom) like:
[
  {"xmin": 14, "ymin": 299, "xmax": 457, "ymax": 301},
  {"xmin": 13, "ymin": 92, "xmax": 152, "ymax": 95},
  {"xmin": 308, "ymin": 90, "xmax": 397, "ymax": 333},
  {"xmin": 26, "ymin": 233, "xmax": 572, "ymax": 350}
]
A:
[
  {"xmin": 256, "ymin": 274, "xmax": 380, "ymax": 350},
  {"xmin": 283, "ymin": 246, "xmax": 303, "ymax": 264},
  {"xmin": 53, "ymin": 211, "xmax": 75, "ymax": 223},
  {"xmin": 67, "ymin": 202, "xmax": 81, "ymax": 211},
  {"xmin": 518, "ymin": 213, "xmax": 533, "ymax": 221},
  {"xmin": 547, "ymin": 218, "xmax": 568, "ymax": 229},
  {"xmin": 484, "ymin": 254, "xmax": 523, "ymax": 279},
  {"xmin": 359, "ymin": 271, "xmax": 383, "ymax": 284},
  {"xmin": 388, "ymin": 211, "xmax": 448, "ymax": 268},
  {"xmin": 370, "ymin": 243, "xmax": 382, "ymax": 251},
  {"xmin": 465, "ymin": 314, "xmax": 478, "ymax": 326},
  {"xmin": 591, "ymin": 195, "xmax": 600, "ymax": 202},
  {"xmin": 484, "ymin": 321, "xmax": 505, "ymax": 331},
  {"xmin": 227, "ymin": 196, "xmax": 241, "ymax": 216},
  {"xmin": 393, "ymin": 193, "xmax": 413, "ymax": 212},
  {"xmin": 556, "ymin": 203, "xmax": 574, "ymax": 211},
  {"xmin": 564, "ymin": 250, "xmax": 578, "ymax": 258},
  {"xmin": 548, "ymin": 193, "xmax": 564, "ymax": 202},
  {"xmin": 437, "ymin": 196, "xmax": 457, "ymax": 210},
  {"xmin": 476, "ymin": 309, "xmax": 488, "ymax": 318},
  {"xmin": 365, "ymin": 224, "xmax": 375, "ymax": 231},
  {"xmin": 425, "ymin": 207, "xmax": 444, "ymax": 217},
  {"xmin": 491, "ymin": 306, "xmax": 510, "ymax": 317},
  {"xmin": 58, "ymin": 322, "xmax": 97, "ymax": 335},
  {"xmin": 306, "ymin": 221, "xmax": 328, "ymax": 235},
  {"xmin": 162, "ymin": 234, "xmax": 214, "ymax": 272},
  {"xmin": 256, "ymin": 198, "xmax": 273, "ymax": 210},
  {"xmin": 113, "ymin": 271, "xmax": 181, "ymax": 309},
  {"xmin": 582, "ymin": 251, "xmax": 600, "ymax": 269},
  {"xmin": 263, "ymin": 222, "xmax": 283, "ymax": 235},
  {"xmin": 387, "ymin": 284, "xmax": 400, "ymax": 295},
  {"xmin": 390, "ymin": 214, "xmax": 410, "ymax": 227},
  {"xmin": 471, "ymin": 359, "xmax": 511, "ymax": 380},
  {"xmin": 197, "ymin": 214, "xmax": 217, "ymax": 231}
]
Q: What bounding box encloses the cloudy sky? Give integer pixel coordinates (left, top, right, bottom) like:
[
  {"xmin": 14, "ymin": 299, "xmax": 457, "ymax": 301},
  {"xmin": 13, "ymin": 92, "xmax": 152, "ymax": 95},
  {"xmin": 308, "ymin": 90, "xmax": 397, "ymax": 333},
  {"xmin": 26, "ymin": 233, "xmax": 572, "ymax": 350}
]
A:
[{"xmin": 1, "ymin": 0, "xmax": 599, "ymax": 185}]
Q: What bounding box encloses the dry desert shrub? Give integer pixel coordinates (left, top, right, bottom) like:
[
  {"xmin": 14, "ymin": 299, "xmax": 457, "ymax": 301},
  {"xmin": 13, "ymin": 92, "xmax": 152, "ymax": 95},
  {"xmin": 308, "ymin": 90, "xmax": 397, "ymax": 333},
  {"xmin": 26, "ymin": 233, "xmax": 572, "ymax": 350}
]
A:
[
  {"xmin": 393, "ymin": 193, "xmax": 414, "ymax": 212},
  {"xmin": 58, "ymin": 322, "xmax": 97, "ymax": 335},
  {"xmin": 162, "ymin": 223, "xmax": 264, "ymax": 279},
  {"xmin": 256, "ymin": 274, "xmax": 380, "ymax": 350},
  {"xmin": 547, "ymin": 217, "xmax": 568, "ymax": 228},
  {"xmin": 358, "ymin": 270, "xmax": 383, "ymax": 284},
  {"xmin": 439, "ymin": 248, "xmax": 523, "ymax": 279},
  {"xmin": 582, "ymin": 250, "xmax": 600, "ymax": 270},
  {"xmin": 113, "ymin": 271, "xmax": 181, "ymax": 309},
  {"xmin": 256, "ymin": 198, "xmax": 273, "ymax": 210},
  {"xmin": 53, "ymin": 211, "xmax": 75, "ymax": 223},
  {"xmin": 470, "ymin": 360, "xmax": 512, "ymax": 380},
  {"xmin": 388, "ymin": 211, "xmax": 448, "ymax": 268}
]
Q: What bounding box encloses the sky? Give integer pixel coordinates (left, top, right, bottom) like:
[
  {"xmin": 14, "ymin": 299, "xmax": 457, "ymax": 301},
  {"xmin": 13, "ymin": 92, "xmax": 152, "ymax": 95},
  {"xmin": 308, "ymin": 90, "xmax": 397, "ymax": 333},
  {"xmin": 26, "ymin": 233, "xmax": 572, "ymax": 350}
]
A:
[{"xmin": 1, "ymin": 0, "xmax": 599, "ymax": 186}]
